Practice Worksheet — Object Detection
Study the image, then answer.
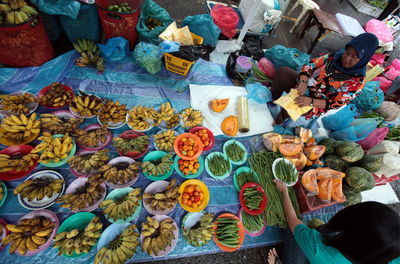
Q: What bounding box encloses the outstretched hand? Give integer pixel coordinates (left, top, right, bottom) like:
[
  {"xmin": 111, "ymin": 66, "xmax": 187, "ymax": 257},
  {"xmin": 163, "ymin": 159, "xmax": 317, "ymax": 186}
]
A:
[
  {"xmin": 274, "ymin": 179, "xmax": 288, "ymax": 194},
  {"xmin": 295, "ymin": 96, "xmax": 312, "ymax": 107}
]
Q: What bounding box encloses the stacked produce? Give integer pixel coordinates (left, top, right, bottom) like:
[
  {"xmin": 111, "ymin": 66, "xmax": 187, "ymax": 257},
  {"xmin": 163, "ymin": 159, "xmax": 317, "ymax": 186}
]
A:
[
  {"xmin": 141, "ymin": 153, "xmax": 173, "ymax": 177},
  {"xmin": 73, "ymin": 39, "xmax": 105, "ymax": 72},
  {"xmin": 181, "ymin": 108, "xmax": 204, "ymax": 128},
  {"xmin": 40, "ymin": 114, "xmax": 83, "ymax": 135},
  {"xmin": 225, "ymin": 141, "xmax": 245, "ymax": 162},
  {"xmin": 176, "ymin": 135, "xmax": 201, "ymax": 158},
  {"xmin": 94, "ymin": 224, "xmax": 139, "ymax": 264},
  {"xmin": 143, "ymin": 179, "xmax": 179, "ymax": 211},
  {"xmin": 53, "ymin": 216, "xmax": 103, "ymax": 256},
  {"xmin": 154, "ymin": 130, "xmax": 175, "ymax": 152},
  {"xmin": 96, "ymin": 100, "xmax": 127, "ymax": 125},
  {"xmin": 69, "ymin": 91, "xmax": 102, "ymax": 118},
  {"xmin": 73, "ymin": 126, "xmax": 110, "ymax": 148},
  {"xmin": 112, "ymin": 135, "xmax": 149, "ymax": 155},
  {"xmin": 107, "ymin": 2, "xmax": 133, "ymax": 12},
  {"xmin": 0, "ymin": 113, "xmax": 40, "ymax": 143},
  {"xmin": 0, "ymin": 0, "xmax": 38, "ymax": 25},
  {"xmin": 0, "ymin": 93, "xmax": 36, "ymax": 115},
  {"xmin": 242, "ymin": 187, "xmax": 263, "ymax": 211},
  {"xmin": 158, "ymin": 102, "xmax": 179, "ymax": 128},
  {"xmin": 2, "ymin": 217, "xmax": 55, "ymax": 254},
  {"xmin": 207, "ymin": 153, "xmax": 230, "ymax": 177},
  {"xmin": 38, "ymin": 83, "xmax": 72, "ymax": 108},
  {"xmin": 68, "ymin": 149, "xmax": 110, "ymax": 174},
  {"xmin": 100, "ymin": 188, "xmax": 141, "ymax": 221},
  {"xmin": 182, "ymin": 213, "xmax": 214, "ymax": 247},
  {"xmin": 14, "ymin": 177, "xmax": 64, "ymax": 201},
  {"xmin": 214, "ymin": 215, "xmax": 240, "ymax": 249},
  {"xmin": 56, "ymin": 174, "xmax": 105, "ymax": 211},
  {"xmin": 0, "ymin": 152, "xmax": 38, "ymax": 172},
  {"xmin": 127, "ymin": 105, "xmax": 161, "ymax": 130},
  {"xmin": 99, "ymin": 161, "xmax": 140, "ymax": 185},
  {"xmin": 241, "ymin": 211, "xmax": 264, "ymax": 232},
  {"xmin": 32, "ymin": 133, "xmax": 74, "ymax": 163},
  {"xmin": 181, "ymin": 183, "xmax": 204, "ymax": 209},
  {"xmin": 141, "ymin": 217, "xmax": 177, "ymax": 256},
  {"xmin": 192, "ymin": 128, "xmax": 211, "ymax": 148},
  {"xmin": 236, "ymin": 170, "xmax": 257, "ymax": 189},
  {"xmin": 177, "ymin": 158, "xmax": 200, "ymax": 175},
  {"xmin": 273, "ymin": 159, "xmax": 298, "ymax": 184}
]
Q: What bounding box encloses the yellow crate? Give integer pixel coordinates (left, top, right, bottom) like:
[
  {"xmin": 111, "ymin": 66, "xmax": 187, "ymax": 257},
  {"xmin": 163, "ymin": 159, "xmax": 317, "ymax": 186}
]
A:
[{"xmin": 191, "ymin": 33, "xmax": 203, "ymax": 45}]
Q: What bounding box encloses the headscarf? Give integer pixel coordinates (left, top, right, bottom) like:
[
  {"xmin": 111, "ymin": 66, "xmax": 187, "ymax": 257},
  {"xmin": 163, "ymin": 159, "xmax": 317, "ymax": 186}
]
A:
[{"xmin": 333, "ymin": 33, "xmax": 379, "ymax": 76}]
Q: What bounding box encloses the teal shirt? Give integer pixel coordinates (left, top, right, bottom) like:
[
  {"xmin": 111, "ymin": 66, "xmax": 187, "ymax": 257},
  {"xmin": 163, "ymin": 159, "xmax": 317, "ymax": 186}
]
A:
[{"xmin": 294, "ymin": 224, "xmax": 400, "ymax": 264}]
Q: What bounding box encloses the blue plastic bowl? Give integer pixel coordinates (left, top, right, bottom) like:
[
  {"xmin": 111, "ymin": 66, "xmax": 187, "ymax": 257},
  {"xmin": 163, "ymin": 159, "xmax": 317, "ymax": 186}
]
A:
[
  {"xmin": 174, "ymin": 155, "xmax": 204, "ymax": 179},
  {"xmin": 142, "ymin": 151, "xmax": 174, "ymax": 181}
]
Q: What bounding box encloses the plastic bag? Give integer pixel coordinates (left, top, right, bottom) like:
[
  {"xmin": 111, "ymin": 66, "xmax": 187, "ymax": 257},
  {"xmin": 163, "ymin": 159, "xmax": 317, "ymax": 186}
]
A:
[
  {"xmin": 375, "ymin": 101, "xmax": 400, "ymax": 121},
  {"xmin": 258, "ymin": 57, "xmax": 275, "ymax": 79},
  {"xmin": 322, "ymin": 104, "xmax": 357, "ymax": 131},
  {"xmin": 372, "ymin": 76, "xmax": 392, "ymax": 92},
  {"xmin": 98, "ymin": 37, "xmax": 130, "ymax": 62},
  {"xmin": 241, "ymin": 36, "xmax": 264, "ymax": 61},
  {"xmin": 365, "ymin": 19, "xmax": 393, "ymax": 43},
  {"xmin": 226, "ymin": 51, "xmax": 243, "ymax": 80},
  {"xmin": 374, "ymin": 153, "xmax": 400, "ymax": 177},
  {"xmin": 264, "ymin": 45, "xmax": 310, "ymax": 72},
  {"xmin": 245, "ymin": 82, "xmax": 272, "ymax": 103},
  {"xmin": 136, "ymin": 0, "xmax": 174, "ymax": 44},
  {"xmin": 351, "ymin": 81, "xmax": 383, "ymax": 111},
  {"xmin": 356, "ymin": 127, "xmax": 389, "ymax": 150},
  {"xmin": 367, "ymin": 140, "xmax": 400, "ymax": 155},
  {"xmin": 133, "ymin": 42, "xmax": 162, "ymax": 74},
  {"xmin": 273, "ymin": 125, "xmax": 295, "ymax": 135},
  {"xmin": 329, "ymin": 122, "xmax": 377, "ymax": 142},
  {"xmin": 370, "ymin": 53, "xmax": 386, "ymax": 66},
  {"xmin": 31, "ymin": 0, "xmax": 80, "ymax": 19},
  {"xmin": 182, "ymin": 14, "xmax": 221, "ymax": 46},
  {"xmin": 210, "ymin": 4, "xmax": 239, "ymax": 38},
  {"xmin": 385, "ymin": 67, "xmax": 400, "ymax": 81},
  {"xmin": 159, "ymin": 40, "xmax": 180, "ymax": 53},
  {"xmin": 170, "ymin": 45, "xmax": 214, "ymax": 62}
]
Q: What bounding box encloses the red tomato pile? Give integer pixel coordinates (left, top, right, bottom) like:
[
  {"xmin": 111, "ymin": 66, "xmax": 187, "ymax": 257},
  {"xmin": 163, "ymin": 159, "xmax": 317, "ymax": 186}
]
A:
[
  {"xmin": 193, "ymin": 129, "xmax": 210, "ymax": 148},
  {"xmin": 178, "ymin": 159, "xmax": 200, "ymax": 175},
  {"xmin": 181, "ymin": 184, "xmax": 204, "ymax": 209},
  {"xmin": 177, "ymin": 136, "xmax": 199, "ymax": 158}
]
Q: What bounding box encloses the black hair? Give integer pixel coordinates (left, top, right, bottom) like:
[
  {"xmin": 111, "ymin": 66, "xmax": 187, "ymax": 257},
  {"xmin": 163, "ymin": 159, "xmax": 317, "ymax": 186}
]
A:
[{"xmin": 317, "ymin": 202, "xmax": 400, "ymax": 264}]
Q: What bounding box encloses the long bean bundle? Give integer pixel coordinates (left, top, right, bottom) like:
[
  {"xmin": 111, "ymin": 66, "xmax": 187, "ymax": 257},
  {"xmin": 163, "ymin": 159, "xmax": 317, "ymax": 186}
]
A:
[
  {"xmin": 241, "ymin": 210, "xmax": 264, "ymax": 232},
  {"xmin": 243, "ymin": 187, "xmax": 263, "ymax": 210},
  {"xmin": 208, "ymin": 154, "xmax": 230, "ymax": 176},
  {"xmin": 225, "ymin": 141, "xmax": 245, "ymax": 162},
  {"xmin": 274, "ymin": 159, "xmax": 298, "ymax": 184},
  {"xmin": 236, "ymin": 171, "xmax": 257, "ymax": 189}
]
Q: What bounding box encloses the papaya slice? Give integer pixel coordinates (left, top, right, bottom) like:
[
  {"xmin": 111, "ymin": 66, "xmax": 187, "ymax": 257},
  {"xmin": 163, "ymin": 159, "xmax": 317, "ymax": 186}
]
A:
[
  {"xmin": 262, "ymin": 132, "xmax": 282, "ymax": 152},
  {"xmin": 301, "ymin": 169, "xmax": 318, "ymax": 194},
  {"xmin": 331, "ymin": 177, "xmax": 346, "ymax": 203},
  {"xmin": 305, "ymin": 138, "xmax": 317, "ymax": 147},
  {"xmin": 281, "ymin": 135, "xmax": 301, "ymax": 144},
  {"xmin": 316, "ymin": 167, "xmax": 345, "ymax": 180},
  {"xmin": 285, "ymin": 152, "xmax": 307, "ymax": 171},
  {"xmin": 221, "ymin": 115, "xmax": 238, "ymax": 137},
  {"xmin": 210, "ymin": 98, "xmax": 229, "ymax": 112},
  {"xmin": 304, "ymin": 145, "xmax": 326, "ymax": 161},
  {"xmin": 317, "ymin": 177, "xmax": 333, "ymax": 201},
  {"xmin": 279, "ymin": 143, "xmax": 303, "ymax": 156},
  {"xmin": 296, "ymin": 127, "xmax": 313, "ymax": 143}
]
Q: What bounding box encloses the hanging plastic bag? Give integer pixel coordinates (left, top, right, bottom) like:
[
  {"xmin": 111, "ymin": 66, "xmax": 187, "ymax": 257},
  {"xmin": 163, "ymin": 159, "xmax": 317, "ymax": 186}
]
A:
[
  {"xmin": 264, "ymin": 45, "xmax": 310, "ymax": 72},
  {"xmin": 258, "ymin": 57, "xmax": 275, "ymax": 79},
  {"xmin": 182, "ymin": 14, "xmax": 221, "ymax": 46},
  {"xmin": 136, "ymin": 0, "xmax": 174, "ymax": 44},
  {"xmin": 322, "ymin": 104, "xmax": 357, "ymax": 131},
  {"xmin": 98, "ymin": 37, "xmax": 130, "ymax": 62},
  {"xmin": 245, "ymin": 82, "xmax": 272, "ymax": 104},
  {"xmin": 210, "ymin": 4, "xmax": 239, "ymax": 39},
  {"xmin": 351, "ymin": 81, "xmax": 383, "ymax": 111},
  {"xmin": 329, "ymin": 122, "xmax": 377, "ymax": 142},
  {"xmin": 133, "ymin": 42, "xmax": 162, "ymax": 74},
  {"xmin": 356, "ymin": 127, "xmax": 389, "ymax": 150}
]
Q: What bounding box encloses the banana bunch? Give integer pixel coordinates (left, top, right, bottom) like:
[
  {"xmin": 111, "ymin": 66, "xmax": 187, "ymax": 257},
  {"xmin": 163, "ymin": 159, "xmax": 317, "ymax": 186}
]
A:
[
  {"xmin": 143, "ymin": 178, "xmax": 179, "ymax": 211},
  {"xmin": 40, "ymin": 113, "xmax": 83, "ymax": 135},
  {"xmin": 158, "ymin": 102, "xmax": 175, "ymax": 121},
  {"xmin": 0, "ymin": 152, "xmax": 38, "ymax": 173},
  {"xmin": 73, "ymin": 39, "xmax": 105, "ymax": 72},
  {"xmin": 95, "ymin": 224, "xmax": 139, "ymax": 264},
  {"xmin": 107, "ymin": 2, "xmax": 132, "ymax": 13},
  {"xmin": 100, "ymin": 188, "xmax": 141, "ymax": 221},
  {"xmin": 1, "ymin": 113, "xmax": 40, "ymax": 143},
  {"xmin": 0, "ymin": 93, "xmax": 35, "ymax": 115},
  {"xmin": 112, "ymin": 135, "xmax": 149, "ymax": 155},
  {"xmin": 141, "ymin": 217, "xmax": 176, "ymax": 256},
  {"xmin": 69, "ymin": 91, "xmax": 102, "ymax": 118},
  {"xmin": 14, "ymin": 177, "xmax": 64, "ymax": 201},
  {"xmin": 68, "ymin": 149, "xmax": 109, "ymax": 174},
  {"xmin": 2, "ymin": 217, "xmax": 55, "ymax": 255},
  {"xmin": 154, "ymin": 130, "xmax": 176, "ymax": 152},
  {"xmin": 53, "ymin": 216, "xmax": 103, "ymax": 256},
  {"xmin": 56, "ymin": 174, "xmax": 105, "ymax": 211},
  {"xmin": 31, "ymin": 133, "xmax": 73, "ymax": 163},
  {"xmin": 38, "ymin": 83, "xmax": 72, "ymax": 107},
  {"xmin": 73, "ymin": 125, "xmax": 110, "ymax": 148},
  {"xmin": 182, "ymin": 213, "xmax": 214, "ymax": 247},
  {"xmin": 166, "ymin": 113, "xmax": 180, "ymax": 129},
  {"xmin": 181, "ymin": 108, "xmax": 204, "ymax": 128},
  {"xmin": 98, "ymin": 162, "xmax": 140, "ymax": 185},
  {"xmin": 141, "ymin": 153, "xmax": 173, "ymax": 177},
  {"xmin": 127, "ymin": 105, "xmax": 160, "ymax": 130},
  {"xmin": 96, "ymin": 100, "xmax": 127, "ymax": 125},
  {"xmin": 0, "ymin": 0, "xmax": 38, "ymax": 25}
]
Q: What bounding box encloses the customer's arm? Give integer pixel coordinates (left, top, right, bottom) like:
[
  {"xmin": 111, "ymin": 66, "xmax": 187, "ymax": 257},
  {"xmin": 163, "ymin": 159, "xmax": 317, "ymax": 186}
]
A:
[{"xmin": 298, "ymin": 54, "xmax": 330, "ymax": 95}]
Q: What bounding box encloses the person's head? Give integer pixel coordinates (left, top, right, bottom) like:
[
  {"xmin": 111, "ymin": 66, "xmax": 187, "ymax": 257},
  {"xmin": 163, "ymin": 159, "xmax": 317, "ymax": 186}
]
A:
[{"xmin": 318, "ymin": 202, "xmax": 400, "ymax": 264}]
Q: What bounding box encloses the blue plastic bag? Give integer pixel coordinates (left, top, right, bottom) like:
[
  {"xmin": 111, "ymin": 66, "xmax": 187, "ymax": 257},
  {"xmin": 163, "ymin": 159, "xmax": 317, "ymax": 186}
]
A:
[
  {"xmin": 322, "ymin": 104, "xmax": 357, "ymax": 131},
  {"xmin": 273, "ymin": 125, "xmax": 295, "ymax": 135},
  {"xmin": 329, "ymin": 123, "xmax": 377, "ymax": 142},
  {"xmin": 30, "ymin": 0, "xmax": 81, "ymax": 19},
  {"xmin": 182, "ymin": 14, "xmax": 221, "ymax": 46},
  {"xmin": 264, "ymin": 45, "xmax": 310, "ymax": 72},
  {"xmin": 351, "ymin": 81, "xmax": 384, "ymax": 110},
  {"xmin": 133, "ymin": 42, "xmax": 162, "ymax": 74},
  {"xmin": 98, "ymin": 37, "xmax": 130, "ymax": 62},
  {"xmin": 245, "ymin": 82, "xmax": 272, "ymax": 104},
  {"xmin": 159, "ymin": 41, "xmax": 180, "ymax": 54}
]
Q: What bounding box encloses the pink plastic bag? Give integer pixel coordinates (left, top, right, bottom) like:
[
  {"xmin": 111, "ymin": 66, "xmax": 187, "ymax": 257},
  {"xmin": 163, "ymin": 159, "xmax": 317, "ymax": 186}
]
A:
[
  {"xmin": 390, "ymin": 59, "xmax": 400, "ymax": 70},
  {"xmin": 356, "ymin": 127, "xmax": 389, "ymax": 150},
  {"xmin": 370, "ymin": 54, "xmax": 386, "ymax": 66},
  {"xmin": 373, "ymin": 76, "xmax": 393, "ymax": 92},
  {"xmin": 365, "ymin": 19, "xmax": 393, "ymax": 43},
  {"xmin": 210, "ymin": 4, "xmax": 239, "ymax": 38},
  {"xmin": 258, "ymin": 57, "xmax": 276, "ymax": 79}
]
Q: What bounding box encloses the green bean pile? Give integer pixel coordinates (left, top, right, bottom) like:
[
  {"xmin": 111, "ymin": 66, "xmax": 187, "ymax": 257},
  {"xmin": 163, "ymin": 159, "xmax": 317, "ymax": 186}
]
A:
[
  {"xmin": 208, "ymin": 154, "xmax": 230, "ymax": 176},
  {"xmin": 249, "ymin": 151, "xmax": 300, "ymax": 228},
  {"xmin": 236, "ymin": 171, "xmax": 257, "ymax": 189},
  {"xmin": 274, "ymin": 159, "xmax": 298, "ymax": 184},
  {"xmin": 214, "ymin": 216, "xmax": 240, "ymax": 248},
  {"xmin": 225, "ymin": 141, "xmax": 245, "ymax": 162},
  {"xmin": 243, "ymin": 187, "xmax": 263, "ymax": 210},
  {"xmin": 241, "ymin": 210, "xmax": 264, "ymax": 232}
]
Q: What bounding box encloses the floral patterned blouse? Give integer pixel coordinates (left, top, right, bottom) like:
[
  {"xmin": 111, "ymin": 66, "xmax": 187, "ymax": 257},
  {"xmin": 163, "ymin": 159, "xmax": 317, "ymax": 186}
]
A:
[{"xmin": 300, "ymin": 53, "xmax": 365, "ymax": 119}]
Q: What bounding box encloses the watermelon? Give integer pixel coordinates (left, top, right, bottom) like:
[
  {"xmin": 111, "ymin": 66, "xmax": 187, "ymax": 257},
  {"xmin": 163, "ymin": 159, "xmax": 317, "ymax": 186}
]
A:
[
  {"xmin": 342, "ymin": 184, "xmax": 362, "ymax": 207},
  {"xmin": 307, "ymin": 218, "xmax": 325, "ymax": 229},
  {"xmin": 319, "ymin": 138, "xmax": 337, "ymax": 155},
  {"xmin": 356, "ymin": 154, "xmax": 383, "ymax": 172},
  {"xmin": 345, "ymin": 167, "xmax": 375, "ymax": 191},
  {"xmin": 336, "ymin": 142, "xmax": 364, "ymax": 163},
  {"xmin": 324, "ymin": 155, "xmax": 350, "ymax": 172}
]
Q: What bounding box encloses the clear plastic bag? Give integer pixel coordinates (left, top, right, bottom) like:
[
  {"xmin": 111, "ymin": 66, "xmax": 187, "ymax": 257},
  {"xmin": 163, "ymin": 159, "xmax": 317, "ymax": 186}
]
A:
[
  {"xmin": 98, "ymin": 37, "xmax": 130, "ymax": 62},
  {"xmin": 322, "ymin": 104, "xmax": 357, "ymax": 131},
  {"xmin": 245, "ymin": 82, "xmax": 272, "ymax": 104},
  {"xmin": 329, "ymin": 123, "xmax": 377, "ymax": 142}
]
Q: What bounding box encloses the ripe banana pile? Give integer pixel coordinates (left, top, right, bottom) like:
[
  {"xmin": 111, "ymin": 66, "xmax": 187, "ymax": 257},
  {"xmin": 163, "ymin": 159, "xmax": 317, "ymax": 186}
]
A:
[
  {"xmin": 100, "ymin": 188, "xmax": 141, "ymax": 221},
  {"xmin": 0, "ymin": 0, "xmax": 38, "ymax": 25},
  {"xmin": 127, "ymin": 105, "xmax": 160, "ymax": 130},
  {"xmin": 107, "ymin": 2, "xmax": 133, "ymax": 13},
  {"xmin": 32, "ymin": 133, "xmax": 73, "ymax": 163},
  {"xmin": 141, "ymin": 216, "xmax": 177, "ymax": 256},
  {"xmin": 154, "ymin": 130, "xmax": 176, "ymax": 152},
  {"xmin": 143, "ymin": 179, "xmax": 179, "ymax": 211},
  {"xmin": 1, "ymin": 113, "xmax": 40, "ymax": 143},
  {"xmin": 2, "ymin": 217, "xmax": 55, "ymax": 255},
  {"xmin": 95, "ymin": 224, "xmax": 139, "ymax": 264},
  {"xmin": 14, "ymin": 177, "xmax": 64, "ymax": 201},
  {"xmin": 158, "ymin": 102, "xmax": 175, "ymax": 121},
  {"xmin": 182, "ymin": 213, "xmax": 214, "ymax": 247},
  {"xmin": 166, "ymin": 113, "xmax": 180, "ymax": 129},
  {"xmin": 112, "ymin": 135, "xmax": 149, "ymax": 155},
  {"xmin": 97, "ymin": 100, "xmax": 127, "ymax": 125},
  {"xmin": 69, "ymin": 91, "xmax": 102, "ymax": 118},
  {"xmin": 181, "ymin": 108, "xmax": 204, "ymax": 128},
  {"xmin": 68, "ymin": 149, "xmax": 109, "ymax": 174},
  {"xmin": 0, "ymin": 93, "xmax": 35, "ymax": 115},
  {"xmin": 0, "ymin": 152, "xmax": 38, "ymax": 173},
  {"xmin": 40, "ymin": 114, "xmax": 83, "ymax": 135},
  {"xmin": 53, "ymin": 216, "xmax": 103, "ymax": 256},
  {"xmin": 56, "ymin": 174, "xmax": 105, "ymax": 211},
  {"xmin": 73, "ymin": 126, "xmax": 110, "ymax": 148},
  {"xmin": 38, "ymin": 83, "xmax": 72, "ymax": 107},
  {"xmin": 73, "ymin": 39, "xmax": 105, "ymax": 72},
  {"xmin": 98, "ymin": 162, "xmax": 140, "ymax": 185},
  {"xmin": 141, "ymin": 153, "xmax": 173, "ymax": 177}
]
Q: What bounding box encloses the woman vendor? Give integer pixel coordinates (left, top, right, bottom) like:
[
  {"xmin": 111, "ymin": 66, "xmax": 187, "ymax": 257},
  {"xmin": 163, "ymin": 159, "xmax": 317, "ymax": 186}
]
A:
[{"xmin": 271, "ymin": 33, "xmax": 379, "ymax": 124}]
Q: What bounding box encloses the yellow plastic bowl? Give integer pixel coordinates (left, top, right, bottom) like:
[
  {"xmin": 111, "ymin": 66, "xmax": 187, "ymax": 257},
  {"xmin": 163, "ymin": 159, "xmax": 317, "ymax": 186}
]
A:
[{"xmin": 178, "ymin": 179, "xmax": 210, "ymax": 213}]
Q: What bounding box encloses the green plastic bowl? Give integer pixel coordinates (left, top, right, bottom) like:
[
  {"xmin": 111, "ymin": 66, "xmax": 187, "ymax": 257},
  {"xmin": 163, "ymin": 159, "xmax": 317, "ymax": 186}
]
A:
[
  {"xmin": 223, "ymin": 140, "xmax": 248, "ymax": 166},
  {"xmin": 40, "ymin": 134, "xmax": 76, "ymax": 168},
  {"xmin": 205, "ymin": 152, "xmax": 231, "ymax": 180},
  {"xmin": 233, "ymin": 167, "xmax": 259, "ymax": 191},
  {"xmin": 103, "ymin": 187, "xmax": 142, "ymax": 224},
  {"xmin": 0, "ymin": 181, "xmax": 7, "ymax": 208},
  {"xmin": 142, "ymin": 151, "xmax": 174, "ymax": 181},
  {"xmin": 174, "ymin": 155, "xmax": 204, "ymax": 179},
  {"xmin": 56, "ymin": 212, "xmax": 97, "ymax": 258}
]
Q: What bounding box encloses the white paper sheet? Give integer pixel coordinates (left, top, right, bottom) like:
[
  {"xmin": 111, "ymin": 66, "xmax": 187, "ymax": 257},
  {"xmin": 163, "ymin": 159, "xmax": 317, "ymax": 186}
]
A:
[{"xmin": 361, "ymin": 184, "xmax": 399, "ymax": 204}]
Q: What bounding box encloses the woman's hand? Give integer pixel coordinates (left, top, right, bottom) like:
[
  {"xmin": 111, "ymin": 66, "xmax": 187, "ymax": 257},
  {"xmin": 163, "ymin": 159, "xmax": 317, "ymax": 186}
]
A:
[
  {"xmin": 295, "ymin": 96, "xmax": 312, "ymax": 107},
  {"xmin": 274, "ymin": 180, "xmax": 288, "ymax": 194},
  {"xmin": 297, "ymin": 82, "xmax": 308, "ymax": 95}
]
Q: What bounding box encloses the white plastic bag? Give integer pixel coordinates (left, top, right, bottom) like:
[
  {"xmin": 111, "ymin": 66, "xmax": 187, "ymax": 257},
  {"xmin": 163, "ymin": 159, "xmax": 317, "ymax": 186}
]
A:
[
  {"xmin": 239, "ymin": 0, "xmax": 280, "ymax": 33},
  {"xmin": 367, "ymin": 140, "xmax": 400, "ymax": 155},
  {"xmin": 374, "ymin": 153, "xmax": 400, "ymax": 177}
]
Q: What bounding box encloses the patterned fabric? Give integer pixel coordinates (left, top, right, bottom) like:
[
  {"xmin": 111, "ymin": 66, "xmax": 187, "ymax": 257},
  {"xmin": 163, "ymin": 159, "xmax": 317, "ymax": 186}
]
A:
[{"xmin": 300, "ymin": 54, "xmax": 365, "ymax": 119}]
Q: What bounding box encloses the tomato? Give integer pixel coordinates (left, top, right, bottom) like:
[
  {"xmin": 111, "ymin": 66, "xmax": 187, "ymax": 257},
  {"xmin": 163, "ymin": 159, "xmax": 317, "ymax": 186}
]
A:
[
  {"xmin": 192, "ymin": 169, "xmax": 198, "ymax": 174},
  {"xmin": 178, "ymin": 159, "xmax": 184, "ymax": 165},
  {"xmin": 199, "ymin": 192, "xmax": 204, "ymax": 200},
  {"xmin": 185, "ymin": 185, "xmax": 195, "ymax": 194},
  {"xmin": 188, "ymin": 165, "xmax": 194, "ymax": 171},
  {"xmin": 194, "ymin": 163, "xmax": 200, "ymax": 169},
  {"xmin": 182, "ymin": 193, "xmax": 190, "ymax": 199},
  {"xmin": 183, "ymin": 168, "xmax": 190, "ymax": 175},
  {"xmin": 182, "ymin": 145, "xmax": 188, "ymax": 151},
  {"xmin": 181, "ymin": 137, "xmax": 187, "ymax": 142},
  {"xmin": 182, "ymin": 198, "xmax": 188, "ymax": 204},
  {"xmin": 194, "ymin": 196, "xmax": 200, "ymax": 202},
  {"xmin": 194, "ymin": 185, "xmax": 202, "ymax": 192},
  {"xmin": 190, "ymin": 196, "xmax": 195, "ymax": 201},
  {"xmin": 193, "ymin": 191, "xmax": 199, "ymax": 196},
  {"xmin": 192, "ymin": 203, "xmax": 198, "ymax": 209},
  {"xmin": 186, "ymin": 200, "xmax": 192, "ymax": 207},
  {"xmin": 204, "ymin": 141, "xmax": 209, "ymax": 147},
  {"xmin": 202, "ymin": 129, "xmax": 207, "ymax": 134},
  {"xmin": 179, "ymin": 165, "xmax": 184, "ymax": 171},
  {"xmin": 189, "ymin": 160, "xmax": 194, "ymax": 165},
  {"xmin": 183, "ymin": 160, "xmax": 189, "ymax": 167},
  {"xmin": 188, "ymin": 150, "xmax": 194, "ymax": 157}
]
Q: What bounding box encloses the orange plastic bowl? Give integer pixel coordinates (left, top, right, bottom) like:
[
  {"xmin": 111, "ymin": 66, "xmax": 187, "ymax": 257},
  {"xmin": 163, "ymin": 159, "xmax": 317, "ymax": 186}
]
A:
[
  {"xmin": 213, "ymin": 213, "xmax": 245, "ymax": 252},
  {"xmin": 178, "ymin": 179, "xmax": 210, "ymax": 212},
  {"xmin": 174, "ymin": 133, "xmax": 203, "ymax": 161},
  {"xmin": 189, "ymin": 126, "xmax": 215, "ymax": 151}
]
